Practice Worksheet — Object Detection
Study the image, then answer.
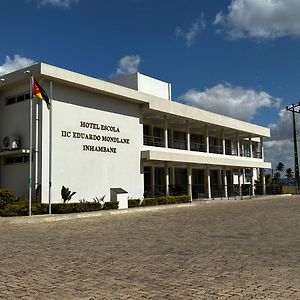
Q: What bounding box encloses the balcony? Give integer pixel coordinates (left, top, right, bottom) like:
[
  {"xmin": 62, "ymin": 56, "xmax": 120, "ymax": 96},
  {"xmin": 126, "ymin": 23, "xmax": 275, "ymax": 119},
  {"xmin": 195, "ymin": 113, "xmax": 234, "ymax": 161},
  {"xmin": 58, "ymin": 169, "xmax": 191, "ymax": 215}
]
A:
[{"xmin": 143, "ymin": 135, "xmax": 164, "ymax": 147}]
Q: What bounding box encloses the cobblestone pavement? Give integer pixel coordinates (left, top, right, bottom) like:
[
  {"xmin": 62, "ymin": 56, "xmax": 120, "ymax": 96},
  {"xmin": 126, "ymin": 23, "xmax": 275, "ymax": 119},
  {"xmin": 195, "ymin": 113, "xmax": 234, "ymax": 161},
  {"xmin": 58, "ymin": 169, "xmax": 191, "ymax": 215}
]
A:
[{"xmin": 0, "ymin": 197, "xmax": 300, "ymax": 300}]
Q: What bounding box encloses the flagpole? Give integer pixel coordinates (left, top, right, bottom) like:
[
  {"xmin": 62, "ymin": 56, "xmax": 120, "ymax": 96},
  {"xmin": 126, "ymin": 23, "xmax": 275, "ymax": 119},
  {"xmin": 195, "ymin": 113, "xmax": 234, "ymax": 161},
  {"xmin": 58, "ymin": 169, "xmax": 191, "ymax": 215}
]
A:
[
  {"xmin": 29, "ymin": 76, "xmax": 33, "ymax": 217},
  {"xmin": 35, "ymin": 93, "xmax": 40, "ymax": 203},
  {"xmin": 49, "ymin": 81, "xmax": 53, "ymax": 214}
]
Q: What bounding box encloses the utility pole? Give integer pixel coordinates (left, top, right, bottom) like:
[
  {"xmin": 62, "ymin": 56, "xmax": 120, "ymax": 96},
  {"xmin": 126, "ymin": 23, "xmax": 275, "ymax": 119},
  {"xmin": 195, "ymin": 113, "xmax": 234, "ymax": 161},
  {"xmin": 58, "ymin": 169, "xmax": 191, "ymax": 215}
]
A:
[{"xmin": 286, "ymin": 103, "xmax": 300, "ymax": 192}]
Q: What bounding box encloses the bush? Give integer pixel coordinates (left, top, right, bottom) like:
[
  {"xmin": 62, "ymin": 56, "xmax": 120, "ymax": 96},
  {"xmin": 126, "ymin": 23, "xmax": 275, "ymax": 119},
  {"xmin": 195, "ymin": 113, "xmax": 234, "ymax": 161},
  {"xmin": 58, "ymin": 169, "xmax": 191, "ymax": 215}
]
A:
[
  {"xmin": 141, "ymin": 195, "xmax": 191, "ymax": 207},
  {"xmin": 0, "ymin": 203, "xmax": 29, "ymax": 217},
  {"xmin": 103, "ymin": 201, "xmax": 118, "ymax": 210},
  {"xmin": 0, "ymin": 201, "xmax": 119, "ymax": 217},
  {"xmin": 0, "ymin": 189, "xmax": 17, "ymax": 209},
  {"xmin": 128, "ymin": 199, "xmax": 141, "ymax": 208}
]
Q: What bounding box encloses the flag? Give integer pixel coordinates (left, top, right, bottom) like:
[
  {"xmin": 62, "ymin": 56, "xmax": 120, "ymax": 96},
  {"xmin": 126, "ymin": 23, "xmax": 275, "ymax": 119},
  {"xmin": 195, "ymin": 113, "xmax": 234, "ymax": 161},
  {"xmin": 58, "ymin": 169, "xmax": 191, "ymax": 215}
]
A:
[{"xmin": 32, "ymin": 78, "xmax": 51, "ymax": 110}]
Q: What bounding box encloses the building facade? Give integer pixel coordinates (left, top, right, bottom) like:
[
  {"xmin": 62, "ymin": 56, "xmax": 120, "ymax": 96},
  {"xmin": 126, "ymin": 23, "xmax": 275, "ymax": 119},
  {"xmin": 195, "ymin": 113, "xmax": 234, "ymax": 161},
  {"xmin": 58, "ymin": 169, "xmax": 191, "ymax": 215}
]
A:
[{"xmin": 0, "ymin": 63, "xmax": 271, "ymax": 203}]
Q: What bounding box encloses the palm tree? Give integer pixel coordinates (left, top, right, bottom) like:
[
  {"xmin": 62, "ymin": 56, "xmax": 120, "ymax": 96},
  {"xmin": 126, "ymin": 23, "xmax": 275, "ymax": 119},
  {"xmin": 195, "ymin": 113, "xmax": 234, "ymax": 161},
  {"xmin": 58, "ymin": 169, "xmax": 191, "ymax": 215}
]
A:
[
  {"xmin": 285, "ymin": 168, "xmax": 294, "ymax": 185},
  {"xmin": 276, "ymin": 162, "xmax": 285, "ymax": 173}
]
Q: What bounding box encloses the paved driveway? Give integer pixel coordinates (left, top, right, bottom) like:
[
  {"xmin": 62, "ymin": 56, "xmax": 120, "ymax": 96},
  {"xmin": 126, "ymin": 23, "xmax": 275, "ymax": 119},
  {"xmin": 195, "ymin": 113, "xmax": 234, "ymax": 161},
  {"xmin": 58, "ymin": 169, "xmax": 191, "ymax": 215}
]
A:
[{"xmin": 0, "ymin": 197, "xmax": 300, "ymax": 299}]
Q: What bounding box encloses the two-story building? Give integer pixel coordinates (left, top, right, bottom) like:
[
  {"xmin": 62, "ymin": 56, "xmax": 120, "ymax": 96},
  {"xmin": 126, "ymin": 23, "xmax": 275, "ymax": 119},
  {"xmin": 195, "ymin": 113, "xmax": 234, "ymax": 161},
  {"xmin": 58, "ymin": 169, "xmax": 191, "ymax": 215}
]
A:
[{"xmin": 0, "ymin": 63, "xmax": 271, "ymax": 203}]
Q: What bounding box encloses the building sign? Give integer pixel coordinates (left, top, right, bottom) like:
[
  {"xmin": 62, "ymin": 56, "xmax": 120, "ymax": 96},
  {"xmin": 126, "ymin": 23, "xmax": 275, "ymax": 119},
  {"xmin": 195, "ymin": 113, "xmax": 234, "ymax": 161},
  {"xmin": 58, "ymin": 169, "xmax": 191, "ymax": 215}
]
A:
[{"xmin": 61, "ymin": 121, "xmax": 130, "ymax": 154}]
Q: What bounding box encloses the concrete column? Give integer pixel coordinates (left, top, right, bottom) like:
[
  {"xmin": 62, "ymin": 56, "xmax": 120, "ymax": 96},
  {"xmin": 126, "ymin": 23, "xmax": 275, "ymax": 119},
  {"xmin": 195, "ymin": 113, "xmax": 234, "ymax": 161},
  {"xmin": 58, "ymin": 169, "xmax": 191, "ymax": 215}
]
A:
[
  {"xmin": 164, "ymin": 115, "xmax": 168, "ymax": 148},
  {"xmin": 261, "ymin": 168, "xmax": 266, "ymax": 195},
  {"xmin": 206, "ymin": 126, "xmax": 209, "ymax": 153},
  {"xmin": 165, "ymin": 162, "xmax": 169, "ymax": 196},
  {"xmin": 238, "ymin": 168, "xmax": 242, "ymax": 196},
  {"xmin": 260, "ymin": 137, "xmax": 264, "ymax": 160},
  {"xmin": 236, "ymin": 134, "xmax": 240, "ymax": 156},
  {"xmin": 222, "ymin": 129, "xmax": 225, "ymax": 155},
  {"xmin": 223, "ymin": 167, "xmax": 228, "ymax": 198},
  {"xmin": 249, "ymin": 137, "xmax": 253, "ymax": 158},
  {"xmin": 251, "ymin": 168, "xmax": 255, "ymax": 196},
  {"xmin": 218, "ymin": 169, "xmax": 222, "ymax": 187},
  {"xmin": 186, "ymin": 120, "xmax": 190, "ymax": 151},
  {"xmin": 205, "ymin": 166, "xmax": 211, "ymax": 198},
  {"xmin": 187, "ymin": 165, "xmax": 192, "ymax": 201}
]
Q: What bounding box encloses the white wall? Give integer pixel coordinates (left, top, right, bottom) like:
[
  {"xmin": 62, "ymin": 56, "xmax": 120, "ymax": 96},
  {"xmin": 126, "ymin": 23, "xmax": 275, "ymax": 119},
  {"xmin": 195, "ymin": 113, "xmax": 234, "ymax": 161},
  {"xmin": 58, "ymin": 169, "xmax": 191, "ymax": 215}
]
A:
[
  {"xmin": 41, "ymin": 82, "xmax": 144, "ymax": 203},
  {"xmin": 0, "ymin": 83, "xmax": 32, "ymax": 197},
  {"xmin": 138, "ymin": 73, "xmax": 171, "ymax": 100},
  {"xmin": 111, "ymin": 72, "xmax": 171, "ymax": 100}
]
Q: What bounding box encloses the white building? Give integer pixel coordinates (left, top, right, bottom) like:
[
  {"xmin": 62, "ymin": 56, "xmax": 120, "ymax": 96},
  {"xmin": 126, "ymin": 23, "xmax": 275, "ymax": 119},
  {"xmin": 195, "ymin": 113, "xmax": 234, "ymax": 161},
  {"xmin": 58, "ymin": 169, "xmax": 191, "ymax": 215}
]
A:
[{"xmin": 0, "ymin": 63, "xmax": 271, "ymax": 203}]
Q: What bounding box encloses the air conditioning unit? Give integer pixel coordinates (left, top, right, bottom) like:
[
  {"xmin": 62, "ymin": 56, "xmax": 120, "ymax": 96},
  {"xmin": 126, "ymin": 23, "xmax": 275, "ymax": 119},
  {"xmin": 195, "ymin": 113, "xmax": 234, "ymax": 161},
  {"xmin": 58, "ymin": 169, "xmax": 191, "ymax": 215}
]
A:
[{"xmin": 2, "ymin": 136, "xmax": 20, "ymax": 151}]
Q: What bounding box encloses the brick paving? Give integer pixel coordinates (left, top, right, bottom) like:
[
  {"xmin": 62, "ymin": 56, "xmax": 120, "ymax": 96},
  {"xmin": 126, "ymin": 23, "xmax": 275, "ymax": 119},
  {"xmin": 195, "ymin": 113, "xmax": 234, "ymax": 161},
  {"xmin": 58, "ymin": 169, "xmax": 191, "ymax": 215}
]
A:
[{"xmin": 0, "ymin": 196, "xmax": 300, "ymax": 299}]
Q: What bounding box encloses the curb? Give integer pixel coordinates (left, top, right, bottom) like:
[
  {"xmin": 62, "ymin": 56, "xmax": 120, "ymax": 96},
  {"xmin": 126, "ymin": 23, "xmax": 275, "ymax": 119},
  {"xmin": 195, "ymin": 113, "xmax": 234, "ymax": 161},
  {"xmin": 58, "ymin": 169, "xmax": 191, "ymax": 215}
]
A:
[
  {"xmin": 0, "ymin": 194, "xmax": 295, "ymax": 225},
  {"xmin": 0, "ymin": 202, "xmax": 196, "ymax": 225}
]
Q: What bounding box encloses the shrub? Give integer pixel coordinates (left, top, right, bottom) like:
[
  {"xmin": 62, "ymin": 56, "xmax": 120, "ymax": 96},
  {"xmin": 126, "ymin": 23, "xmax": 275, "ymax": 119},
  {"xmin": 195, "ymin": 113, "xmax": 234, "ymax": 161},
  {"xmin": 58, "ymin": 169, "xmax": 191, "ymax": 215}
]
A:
[
  {"xmin": 0, "ymin": 203, "xmax": 29, "ymax": 217},
  {"xmin": 61, "ymin": 186, "xmax": 76, "ymax": 203},
  {"xmin": 141, "ymin": 195, "xmax": 191, "ymax": 207},
  {"xmin": 128, "ymin": 199, "xmax": 141, "ymax": 208},
  {"xmin": 0, "ymin": 189, "xmax": 17, "ymax": 209},
  {"xmin": 103, "ymin": 201, "xmax": 119, "ymax": 210}
]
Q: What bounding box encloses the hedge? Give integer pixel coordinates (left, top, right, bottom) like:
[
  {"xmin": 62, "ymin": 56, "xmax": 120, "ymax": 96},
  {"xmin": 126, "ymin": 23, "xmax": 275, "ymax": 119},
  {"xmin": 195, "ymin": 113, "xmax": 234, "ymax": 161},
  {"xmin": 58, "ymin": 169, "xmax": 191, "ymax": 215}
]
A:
[
  {"xmin": 141, "ymin": 195, "xmax": 191, "ymax": 207},
  {"xmin": 0, "ymin": 201, "xmax": 119, "ymax": 217},
  {"xmin": 128, "ymin": 199, "xmax": 141, "ymax": 208},
  {"xmin": 0, "ymin": 189, "xmax": 18, "ymax": 209}
]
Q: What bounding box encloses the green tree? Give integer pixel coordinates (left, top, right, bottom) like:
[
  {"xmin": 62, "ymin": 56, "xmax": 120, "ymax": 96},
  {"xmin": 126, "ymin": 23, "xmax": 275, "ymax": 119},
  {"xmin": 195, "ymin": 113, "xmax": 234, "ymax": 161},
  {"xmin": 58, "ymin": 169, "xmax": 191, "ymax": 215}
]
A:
[
  {"xmin": 273, "ymin": 172, "xmax": 281, "ymax": 182},
  {"xmin": 285, "ymin": 168, "xmax": 294, "ymax": 185},
  {"xmin": 276, "ymin": 162, "xmax": 285, "ymax": 173}
]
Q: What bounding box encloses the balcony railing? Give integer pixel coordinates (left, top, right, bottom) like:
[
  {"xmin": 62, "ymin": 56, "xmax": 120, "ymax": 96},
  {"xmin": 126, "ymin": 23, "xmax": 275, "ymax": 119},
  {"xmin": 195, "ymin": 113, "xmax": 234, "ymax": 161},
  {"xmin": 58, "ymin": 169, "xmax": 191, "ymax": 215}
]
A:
[
  {"xmin": 143, "ymin": 135, "xmax": 262, "ymax": 159},
  {"xmin": 190, "ymin": 142, "xmax": 206, "ymax": 152},
  {"xmin": 225, "ymin": 146, "xmax": 238, "ymax": 156},
  {"xmin": 253, "ymin": 151, "xmax": 262, "ymax": 159},
  {"xmin": 171, "ymin": 139, "xmax": 187, "ymax": 150},
  {"xmin": 240, "ymin": 149, "xmax": 251, "ymax": 157},
  {"xmin": 209, "ymin": 145, "xmax": 223, "ymax": 154},
  {"xmin": 143, "ymin": 135, "xmax": 164, "ymax": 147}
]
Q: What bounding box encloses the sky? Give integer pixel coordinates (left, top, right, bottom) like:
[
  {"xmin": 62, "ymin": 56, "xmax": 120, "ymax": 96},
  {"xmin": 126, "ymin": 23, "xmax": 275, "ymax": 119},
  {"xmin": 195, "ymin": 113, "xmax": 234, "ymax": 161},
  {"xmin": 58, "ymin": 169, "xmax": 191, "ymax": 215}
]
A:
[{"xmin": 1, "ymin": 0, "xmax": 300, "ymax": 174}]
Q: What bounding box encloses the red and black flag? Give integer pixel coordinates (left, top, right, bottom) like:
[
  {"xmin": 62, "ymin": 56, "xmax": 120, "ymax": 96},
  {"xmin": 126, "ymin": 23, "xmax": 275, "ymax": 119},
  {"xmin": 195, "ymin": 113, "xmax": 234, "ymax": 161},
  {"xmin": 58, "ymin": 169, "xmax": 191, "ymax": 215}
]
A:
[{"xmin": 32, "ymin": 78, "xmax": 51, "ymax": 110}]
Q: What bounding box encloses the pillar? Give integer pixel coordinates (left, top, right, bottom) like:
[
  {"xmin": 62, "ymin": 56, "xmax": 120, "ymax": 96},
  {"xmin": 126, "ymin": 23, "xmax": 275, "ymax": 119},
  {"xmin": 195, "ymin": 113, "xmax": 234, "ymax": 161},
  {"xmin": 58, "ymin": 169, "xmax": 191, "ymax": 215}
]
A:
[
  {"xmin": 260, "ymin": 137, "xmax": 264, "ymax": 160},
  {"xmin": 222, "ymin": 129, "xmax": 226, "ymax": 155},
  {"xmin": 186, "ymin": 120, "xmax": 190, "ymax": 151},
  {"xmin": 236, "ymin": 134, "xmax": 240, "ymax": 156},
  {"xmin": 205, "ymin": 166, "xmax": 211, "ymax": 198},
  {"xmin": 164, "ymin": 115, "xmax": 168, "ymax": 148},
  {"xmin": 187, "ymin": 164, "xmax": 192, "ymax": 201},
  {"xmin": 249, "ymin": 137, "xmax": 253, "ymax": 158},
  {"xmin": 261, "ymin": 168, "xmax": 266, "ymax": 195},
  {"xmin": 165, "ymin": 162, "xmax": 169, "ymax": 196},
  {"xmin": 223, "ymin": 167, "xmax": 228, "ymax": 198},
  {"xmin": 238, "ymin": 168, "xmax": 242, "ymax": 196},
  {"xmin": 251, "ymin": 168, "xmax": 255, "ymax": 196},
  {"xmin": 206, "ymin": 126, "xmax": 209, "ymax": 153}
]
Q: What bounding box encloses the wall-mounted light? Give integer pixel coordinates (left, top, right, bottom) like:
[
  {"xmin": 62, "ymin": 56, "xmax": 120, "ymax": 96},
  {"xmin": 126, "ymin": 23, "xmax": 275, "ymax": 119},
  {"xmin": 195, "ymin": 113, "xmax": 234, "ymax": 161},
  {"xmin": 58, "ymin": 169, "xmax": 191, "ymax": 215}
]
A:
[
  {"xmin": 0, "ymin": 78, "xmax": 5, "ymax": 82},
  {"xmin": 24, "ymin": 70, "xmax": 31, "ymax": 74}
]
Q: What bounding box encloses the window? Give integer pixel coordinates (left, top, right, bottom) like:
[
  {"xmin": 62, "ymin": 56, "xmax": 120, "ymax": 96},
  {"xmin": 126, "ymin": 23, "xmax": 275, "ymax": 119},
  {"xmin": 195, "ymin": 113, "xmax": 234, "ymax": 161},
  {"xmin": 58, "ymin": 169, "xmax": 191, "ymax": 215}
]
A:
[
  {"xmin": 4, "ymin": 155, "xmax": 29, "ymax": 165},
  {"xmin": 5, "ymin": 92, "xmax": 30, "ymax": 106}
]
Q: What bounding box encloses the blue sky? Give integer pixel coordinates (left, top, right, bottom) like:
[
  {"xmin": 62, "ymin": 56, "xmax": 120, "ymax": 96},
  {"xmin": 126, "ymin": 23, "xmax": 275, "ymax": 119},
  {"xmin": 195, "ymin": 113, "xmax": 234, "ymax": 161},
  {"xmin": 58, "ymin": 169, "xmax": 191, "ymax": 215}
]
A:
[{"xmin": 1, "ymin": 0, "xmax": 300, "ymax": 171}]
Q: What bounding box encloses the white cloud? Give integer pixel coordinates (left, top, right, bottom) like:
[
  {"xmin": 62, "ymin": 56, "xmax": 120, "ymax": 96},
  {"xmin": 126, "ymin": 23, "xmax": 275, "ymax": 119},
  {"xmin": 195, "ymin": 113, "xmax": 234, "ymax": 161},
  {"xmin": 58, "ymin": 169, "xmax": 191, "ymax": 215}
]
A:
[
  {"xmin": 214, "ymin": 0, "xmax": 300, "ymax": 39},
  {"xmin": 115, "ymin": 55, "xmax": 141, "ymax": 77},
  {"xmin": 265, "ymin": 107, "xmax": 300, "ymax": 171},
  {"xmin": 176, "ymin": 15, "xmax": 206, "ymax": 47},
  {"xmin": 178, "ymin": 83, "xmax": 281, "ymax": 122},
  {"xmin": 38, "ymin": 0, "xmax": 79, "ymax": 8},
  {"xmin": 0, "ymin": 55, "xmax": 35, "ymax": 76},
  {"xmin": 264, "ymin": 139, "xmax": 296, "ymax": 171}
]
